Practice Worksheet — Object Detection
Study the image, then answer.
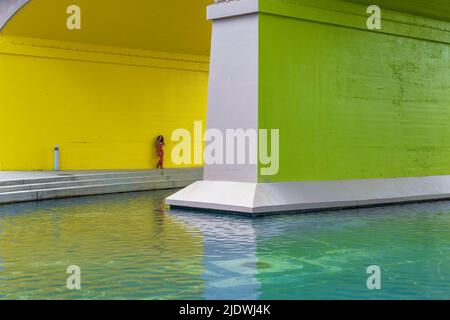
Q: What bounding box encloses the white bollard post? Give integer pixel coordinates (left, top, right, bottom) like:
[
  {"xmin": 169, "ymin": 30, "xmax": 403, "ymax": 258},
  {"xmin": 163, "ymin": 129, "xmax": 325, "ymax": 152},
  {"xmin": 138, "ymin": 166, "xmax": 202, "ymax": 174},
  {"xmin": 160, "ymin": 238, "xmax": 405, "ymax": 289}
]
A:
[{"xmin": 54, "ymin": 145, "xmax": 60, "ymax": 171}]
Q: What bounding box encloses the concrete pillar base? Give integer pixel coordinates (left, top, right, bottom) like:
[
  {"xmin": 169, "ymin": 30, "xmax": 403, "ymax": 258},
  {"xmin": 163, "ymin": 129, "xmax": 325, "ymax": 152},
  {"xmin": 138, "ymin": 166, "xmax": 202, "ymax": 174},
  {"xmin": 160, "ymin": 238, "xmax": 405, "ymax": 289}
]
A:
[{"xmin": 166, "ymin": 175, "xmax": 450, "ymax": 215}]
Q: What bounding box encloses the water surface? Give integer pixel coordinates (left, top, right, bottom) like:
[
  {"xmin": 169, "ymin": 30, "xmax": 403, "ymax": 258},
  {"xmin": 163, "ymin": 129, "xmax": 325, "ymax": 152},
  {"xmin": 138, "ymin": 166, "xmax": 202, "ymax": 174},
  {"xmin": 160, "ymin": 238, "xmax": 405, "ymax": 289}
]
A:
[{"xmin": 0, "ymin": 190, "xmax": 449, "ymax": 299}]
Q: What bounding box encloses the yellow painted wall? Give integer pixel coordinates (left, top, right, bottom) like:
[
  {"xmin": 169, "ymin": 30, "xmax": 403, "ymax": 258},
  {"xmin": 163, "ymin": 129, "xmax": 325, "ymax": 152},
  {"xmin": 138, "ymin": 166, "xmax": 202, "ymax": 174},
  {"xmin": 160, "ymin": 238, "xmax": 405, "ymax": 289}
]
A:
[
  {"xmin": 0, "ymin": 35, "xmax": 208, "ymax": 170},
  {"xmin": 2, "ymin": 0, "xmax": 212, "ymax": 56}
]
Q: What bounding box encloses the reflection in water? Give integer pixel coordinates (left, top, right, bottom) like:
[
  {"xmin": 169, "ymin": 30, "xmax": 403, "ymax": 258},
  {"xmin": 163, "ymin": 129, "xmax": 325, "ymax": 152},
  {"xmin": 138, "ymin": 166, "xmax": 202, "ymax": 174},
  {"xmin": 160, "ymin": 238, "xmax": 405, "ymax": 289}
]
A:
[
  {"xmin": 0, "ymin": 191, "xmax": 204, "ymax": 299},
  {"xmin": 170, "ymin": 212, "xmax": 260, "ymax": 299},
  {"xmin": 252, "ymin": 203, "xmax": 450, "ymax": 299},
  {"xmin": 0, "ymin": 190, "xmax": 449, "ymax": 299}
]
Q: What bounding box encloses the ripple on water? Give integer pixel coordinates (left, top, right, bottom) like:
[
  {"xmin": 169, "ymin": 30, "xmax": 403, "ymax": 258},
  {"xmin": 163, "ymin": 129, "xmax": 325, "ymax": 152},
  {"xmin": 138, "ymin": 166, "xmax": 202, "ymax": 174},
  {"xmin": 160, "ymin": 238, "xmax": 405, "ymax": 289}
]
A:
[{"xmin": 0, "ymin": 191, "xmax": 449, "ymax": 299}]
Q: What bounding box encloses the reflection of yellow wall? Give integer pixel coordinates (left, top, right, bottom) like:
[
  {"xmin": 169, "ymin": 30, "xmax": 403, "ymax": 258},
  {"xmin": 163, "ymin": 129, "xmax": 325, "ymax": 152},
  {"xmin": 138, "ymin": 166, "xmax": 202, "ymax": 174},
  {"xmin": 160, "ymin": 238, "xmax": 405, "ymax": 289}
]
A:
[
  {"xmin": 0, "ymin": 35, "xmax": 208, "ymax": 170},
  {"xmin": 0, "ymin": 192, "xmax": 205, "ymax": 299}
]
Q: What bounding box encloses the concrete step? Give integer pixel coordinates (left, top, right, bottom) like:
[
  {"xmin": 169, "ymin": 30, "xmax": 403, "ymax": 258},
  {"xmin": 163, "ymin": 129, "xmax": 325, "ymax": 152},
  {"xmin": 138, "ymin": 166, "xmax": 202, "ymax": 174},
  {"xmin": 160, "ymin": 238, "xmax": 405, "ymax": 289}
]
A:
[
  {"xmin": 0, "ymin": 168, "xmax": 202, "ymax": 187},
  {"xmin": 0, "ymin": 173, "xmax": 201, "ymax": 194},
  {"xmin": 0, "ymin": 179, "xmax": 197, "ymax": 205}
]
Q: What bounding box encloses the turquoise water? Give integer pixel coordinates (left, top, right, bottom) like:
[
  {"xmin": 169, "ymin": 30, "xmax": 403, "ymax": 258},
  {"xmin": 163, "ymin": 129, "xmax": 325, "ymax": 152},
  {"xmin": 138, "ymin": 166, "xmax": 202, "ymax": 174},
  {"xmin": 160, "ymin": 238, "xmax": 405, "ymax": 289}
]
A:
[{"xmin": 0, "ymin": 190, "xmax": 449, "ymax": 300}]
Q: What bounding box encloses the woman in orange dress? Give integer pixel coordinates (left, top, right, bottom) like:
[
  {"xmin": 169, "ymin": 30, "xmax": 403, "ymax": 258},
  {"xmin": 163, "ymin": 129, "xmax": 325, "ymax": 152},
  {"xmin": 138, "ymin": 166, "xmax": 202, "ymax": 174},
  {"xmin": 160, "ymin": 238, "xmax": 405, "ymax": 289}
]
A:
[{"xmin": 156, "ymin": 135, "xmax": 165, "ymax": 169}]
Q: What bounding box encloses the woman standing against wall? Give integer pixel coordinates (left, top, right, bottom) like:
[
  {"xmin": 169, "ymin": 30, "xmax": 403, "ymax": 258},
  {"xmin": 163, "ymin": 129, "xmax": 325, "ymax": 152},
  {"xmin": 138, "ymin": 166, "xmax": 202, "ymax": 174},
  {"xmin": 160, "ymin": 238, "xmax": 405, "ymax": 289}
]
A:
[{"xmin": 156, "ymin": 135, "xmax": 165, "ymax": 169}]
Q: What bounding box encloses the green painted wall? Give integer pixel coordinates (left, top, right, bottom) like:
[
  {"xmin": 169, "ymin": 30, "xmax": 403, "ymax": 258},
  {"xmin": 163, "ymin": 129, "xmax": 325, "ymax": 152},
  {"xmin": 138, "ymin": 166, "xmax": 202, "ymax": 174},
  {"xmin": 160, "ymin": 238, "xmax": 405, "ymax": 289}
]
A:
[
  {"xmin": 258, "ymin": 2, "xmax": 450, "ymax": 182},
  {"xmin": 262, "ymin": 0, "xmax": 450, "ymax": 22},
  {"xmin": 344, "ymin": 0, "xmax": 450, "ymax": 22}
]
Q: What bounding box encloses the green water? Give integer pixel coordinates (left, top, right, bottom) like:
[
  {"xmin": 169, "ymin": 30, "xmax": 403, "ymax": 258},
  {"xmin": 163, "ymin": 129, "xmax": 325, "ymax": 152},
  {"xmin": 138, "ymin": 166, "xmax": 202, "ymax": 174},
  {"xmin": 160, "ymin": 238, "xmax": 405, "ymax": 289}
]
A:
[{"xmin": 0, "ymin": 190, "xmax": 449, "ymax": 300}]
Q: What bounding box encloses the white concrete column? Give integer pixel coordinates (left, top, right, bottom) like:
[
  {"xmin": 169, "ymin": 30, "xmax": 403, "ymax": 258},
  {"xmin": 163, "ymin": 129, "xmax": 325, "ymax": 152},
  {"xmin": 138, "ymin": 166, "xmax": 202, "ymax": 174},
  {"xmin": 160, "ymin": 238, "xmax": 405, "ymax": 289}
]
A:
[
  {"xmin": 204, "ymin": 0, "xmax": 260, "ymax": 183},
  {"xmin": 167, "ymin": 0, "xmax": 450, "ymax": 215}
]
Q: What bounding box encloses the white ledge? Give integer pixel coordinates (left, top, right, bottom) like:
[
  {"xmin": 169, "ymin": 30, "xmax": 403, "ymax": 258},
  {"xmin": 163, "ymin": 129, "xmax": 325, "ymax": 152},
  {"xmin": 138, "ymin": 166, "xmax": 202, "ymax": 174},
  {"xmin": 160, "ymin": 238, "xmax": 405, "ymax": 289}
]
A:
[{"xmin": 167, "ymin": 175, "xmax": 450, "ymax": 215}]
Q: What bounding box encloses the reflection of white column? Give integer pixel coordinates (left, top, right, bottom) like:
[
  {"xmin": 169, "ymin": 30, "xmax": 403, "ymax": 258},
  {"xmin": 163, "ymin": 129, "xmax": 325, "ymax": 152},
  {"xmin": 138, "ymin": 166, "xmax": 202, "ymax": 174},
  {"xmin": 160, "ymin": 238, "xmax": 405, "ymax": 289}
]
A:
[
  {"xmin": 0, "ymin": 0, "xmax": 30, "ymax": 31},
  {"xmin": 169, "ymin": 212, "xmax": 260, "ymax": 300}
]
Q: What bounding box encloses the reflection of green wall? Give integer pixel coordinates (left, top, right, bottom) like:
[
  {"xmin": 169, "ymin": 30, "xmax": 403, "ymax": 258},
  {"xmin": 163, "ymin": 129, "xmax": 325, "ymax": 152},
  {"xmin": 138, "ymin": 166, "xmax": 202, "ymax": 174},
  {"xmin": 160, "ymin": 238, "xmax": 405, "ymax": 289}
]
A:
[
  {"xmin": 254, "ymin": 205, "xmax": 450, "ymax": 300},
  {"xmin": 258, "ymin": 2, "xmax": 450, "ymax": 182},
  {"xmin": 0, "ymin": 192, "xmax": 204, "ymax": 299}
]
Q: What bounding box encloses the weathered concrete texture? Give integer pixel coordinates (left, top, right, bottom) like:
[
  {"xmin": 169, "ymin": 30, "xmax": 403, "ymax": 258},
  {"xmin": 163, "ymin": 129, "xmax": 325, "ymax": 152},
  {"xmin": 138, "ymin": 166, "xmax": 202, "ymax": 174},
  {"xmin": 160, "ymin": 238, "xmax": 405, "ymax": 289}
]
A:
[{"xmin": 0, "ymin": 168, "xmax": 202, "ymax": 205}]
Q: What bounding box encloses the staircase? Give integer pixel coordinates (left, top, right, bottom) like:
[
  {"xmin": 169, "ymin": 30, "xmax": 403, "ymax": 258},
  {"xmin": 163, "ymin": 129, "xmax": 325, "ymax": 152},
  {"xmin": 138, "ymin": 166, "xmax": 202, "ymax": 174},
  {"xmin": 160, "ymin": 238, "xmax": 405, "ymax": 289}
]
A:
[{"xmin": 0, "ymin": 168, "xmax": 202, "ymax": 205}]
